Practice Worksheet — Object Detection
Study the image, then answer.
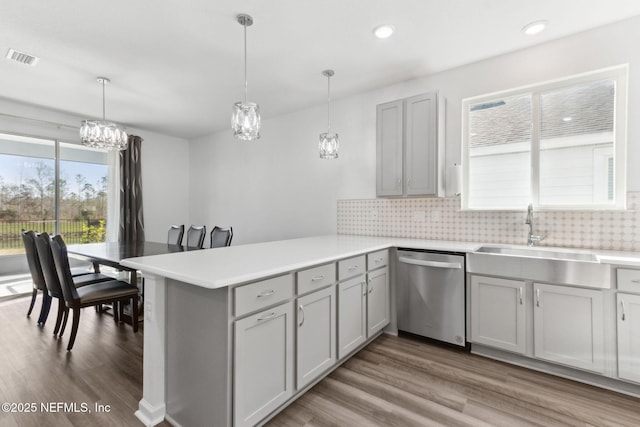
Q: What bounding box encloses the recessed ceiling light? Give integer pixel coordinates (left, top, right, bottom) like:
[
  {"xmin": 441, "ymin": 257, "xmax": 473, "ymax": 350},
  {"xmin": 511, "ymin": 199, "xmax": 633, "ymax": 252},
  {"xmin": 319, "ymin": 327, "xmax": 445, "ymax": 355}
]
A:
[
  {"xmin": 562, "ymin": 117, "xmax": 573, "ymax": 122},
  {"xmin": 373, "ymin": 24, "xmax": 395, "ymax": 39},
  {"xmin": 522, "ymin": 20, "xmax": 547, "ymax": 36}
]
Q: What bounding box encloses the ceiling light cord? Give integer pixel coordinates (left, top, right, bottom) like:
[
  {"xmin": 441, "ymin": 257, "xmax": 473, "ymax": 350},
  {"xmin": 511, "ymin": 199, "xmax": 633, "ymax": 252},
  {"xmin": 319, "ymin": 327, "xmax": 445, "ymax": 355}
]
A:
[
  {"xmin": 243, "ymin": 21, "xmax": 248, "ymax": 104},
  {"xmin": 327, "ymin": 74, "xmax": 331, "ymax": 133},
  {"xmin": 102, "ymin": 80, "xmax": 106, "ymax": 122}
]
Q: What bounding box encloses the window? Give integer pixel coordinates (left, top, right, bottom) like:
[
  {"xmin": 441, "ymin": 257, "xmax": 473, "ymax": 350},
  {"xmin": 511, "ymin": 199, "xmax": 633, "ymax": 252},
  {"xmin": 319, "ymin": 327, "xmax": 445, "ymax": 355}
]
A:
[
  {"xmin": 462, "ymin": 66, "xmax": 627, "ymax": 210},
  {"xmin": 0, "ymin": 133, "xmax": 109, "ymax": 256}
]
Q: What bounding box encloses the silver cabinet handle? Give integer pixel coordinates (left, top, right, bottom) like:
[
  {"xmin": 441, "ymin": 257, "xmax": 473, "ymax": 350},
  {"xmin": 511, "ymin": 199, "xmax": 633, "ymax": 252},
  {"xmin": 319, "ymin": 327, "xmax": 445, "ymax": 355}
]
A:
[
  {"xmin": 348, "ymin": 265, "xmax": 359, "ymax": 271},
  {"xmin": 311, "ymin": 275, "xmax": 325, "ymax": 282},
  {"xmin": 368, "ymin": 285, "xmax": 373, "ymax": 294},
  {"xmin": 632, "ymin": 279, "xmax": 640, "ymax": 284},
  {"xmin": 258, "ymin": 311, "xmax": 276, "ymax": 321},
  {"xmin": 361, "ymin": 281, "xmax": 367, "ymax": 296},
  {"xmin": 257, "ymin": 289, "xmax": 275, "ymax": 299},
  {"xmin": 375, "ymin": 257, "xmax": 383, "ymax": 263},
  {"xmin": 396, "ymin": 178, "xmax": 401, "ymax": 189},
  {"xmin": 536, "ymin": 288, "xmax": 540, "ymax": 307},
  {"xmin": 299, "ymin": 304, "xmax": 305, "ymax": 327},
  {"xmin": 621, "ymin": 300, "xmax": 626, "ymax": 321},
  {"xmin": 519, "ymin": 287, "xmax": 523, "ymax": 305},
  {"xmin": 407, "ymin": 178, "xmax": 411, "ymax": 188},
  {"xmin": 398, "ymin": 257, "xmax": 462, "ymax": 269}
]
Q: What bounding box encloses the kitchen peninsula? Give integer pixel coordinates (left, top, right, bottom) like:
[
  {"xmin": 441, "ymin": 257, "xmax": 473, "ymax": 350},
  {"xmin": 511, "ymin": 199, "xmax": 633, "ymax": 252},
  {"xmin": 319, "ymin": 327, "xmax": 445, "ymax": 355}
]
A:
[
  {"xmin": 121, "ymin": 234, "xmax": 640, "ymax": 427},
  {"xmin": 121, "ymin": 234, "xmax": 477, "ymax": 426}
]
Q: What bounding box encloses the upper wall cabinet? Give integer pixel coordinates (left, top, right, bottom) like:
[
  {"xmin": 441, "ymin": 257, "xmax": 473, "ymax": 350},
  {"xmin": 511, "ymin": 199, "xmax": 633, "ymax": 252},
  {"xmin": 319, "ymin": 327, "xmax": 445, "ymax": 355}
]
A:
[{"xmin": 376, "ymin": 92, "xmax": 444, "ymax": 197}]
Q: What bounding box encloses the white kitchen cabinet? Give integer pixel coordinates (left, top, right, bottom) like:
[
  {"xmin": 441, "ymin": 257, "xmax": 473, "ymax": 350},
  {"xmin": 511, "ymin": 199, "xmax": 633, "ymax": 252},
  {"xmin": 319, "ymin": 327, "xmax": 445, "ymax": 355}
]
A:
[
  {"xmin": 296, "ymin": 285, "xmax": 336, "ymax": 389},
  {"xmin": 617, "ymin": 292, "xmax": 640, "ymax": 383},
  {"xmin": 376, "ymin": 92, "xmax": 443, "ymax": 197},
  {"xmin": 337, "ymin": 275, "xmax": 367, "ymax": 359},
  {"xmin": 376, "ymin": 99, "xmax": 403, "ymax": 196},
  {"xmin": 367, "ymin": 266, "xmax": 389, "ymax": 337},
  {"xmin": 471, "ymin": 275, "xmax": 526, "ymax": 354},
  {"xmin": 234, "ymin": 302, "xmax": 294, "ymax": 427},
  {"xmin": 533, "ymin": 283, "xmax": 604, "ymax": 373}
]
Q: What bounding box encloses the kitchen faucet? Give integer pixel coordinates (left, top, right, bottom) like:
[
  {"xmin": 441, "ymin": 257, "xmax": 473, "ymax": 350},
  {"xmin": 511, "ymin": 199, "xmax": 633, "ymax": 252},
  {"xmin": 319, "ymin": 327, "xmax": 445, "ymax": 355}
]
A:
[{"xmin": 525, "ymin": 203, "xmax": 544, "ymax": 247}]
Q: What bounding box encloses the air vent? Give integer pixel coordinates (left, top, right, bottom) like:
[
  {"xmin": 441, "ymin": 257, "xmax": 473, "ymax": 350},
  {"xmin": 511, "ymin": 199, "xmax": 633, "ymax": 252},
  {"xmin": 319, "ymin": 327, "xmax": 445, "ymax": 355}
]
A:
[{"xmin": 6, "ymin": 48, "xmax": 39, "ymax": 66}]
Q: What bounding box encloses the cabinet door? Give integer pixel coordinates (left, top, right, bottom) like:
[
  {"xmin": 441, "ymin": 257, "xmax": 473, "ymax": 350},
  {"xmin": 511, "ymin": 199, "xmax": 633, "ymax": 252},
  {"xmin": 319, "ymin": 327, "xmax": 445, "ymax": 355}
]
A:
[
  {"xmin": 617, "ymin": 293, "xmax": 640, "ymax": 383},
  {"xmin": 471, "ymin": 275, "xmax": 526, "ymax": 354},
  {"xmin": 234, "ymin": 302, "xmax": 293, "ymax": 427},
  {"xmin": 296, "ymin": 286, "xmax": 336, "ymax": 389},
  {"xmin": 533, "ymin": 283, "xmax": 604, "ymax": 373},
  {"xmin": 338, "ymin": 275, "xmax": 367, "ymax": 359},
  {"xmin": 405, "ymin": 92, "xmax": 438, "ymax": 196},
  {"xmin": 367, "ymin": 267, "xmax": 390, "ymax": 337},
  {"xmin": 376, "ymin": 100, "xmax": 403, "ymax": 196}
]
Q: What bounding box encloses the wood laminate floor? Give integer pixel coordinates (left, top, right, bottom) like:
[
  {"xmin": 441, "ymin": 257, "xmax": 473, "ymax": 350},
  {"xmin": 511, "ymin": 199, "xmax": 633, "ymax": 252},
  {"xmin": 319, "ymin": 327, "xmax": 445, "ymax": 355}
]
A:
[{"xmin": 2, "ymin": 295, "xmax": 639, "ymax": 426}]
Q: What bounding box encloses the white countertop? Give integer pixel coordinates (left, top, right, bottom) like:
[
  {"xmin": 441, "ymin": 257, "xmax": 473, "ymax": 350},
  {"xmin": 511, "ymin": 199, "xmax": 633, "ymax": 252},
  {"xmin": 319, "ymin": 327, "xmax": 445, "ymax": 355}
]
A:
[
  {"xmin": 120, "ymin": 234, "xmax": 640, "ymax": 289},
  {"xmin": 120, "ymin": 235, "xmax": 479, "ymax": 289}
]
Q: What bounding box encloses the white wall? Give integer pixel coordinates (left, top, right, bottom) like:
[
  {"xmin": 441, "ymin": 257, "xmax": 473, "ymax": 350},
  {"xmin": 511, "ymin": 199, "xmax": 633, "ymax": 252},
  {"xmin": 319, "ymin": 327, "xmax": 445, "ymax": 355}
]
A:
[{"xmin": 189, "ymin": 15, "xmax": 640, "ymax": 245}]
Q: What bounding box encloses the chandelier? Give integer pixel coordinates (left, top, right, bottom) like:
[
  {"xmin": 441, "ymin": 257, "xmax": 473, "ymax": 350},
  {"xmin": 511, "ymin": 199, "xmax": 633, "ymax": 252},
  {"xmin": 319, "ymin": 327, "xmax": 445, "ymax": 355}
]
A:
[
  {"xmin": 319, "ymin": 70, "xmax": 338, "ymax": 159},
  {"xmin": 231, "ymin": 14, "xmax": 261, "ymax": 141},
  {"xmin": 80, "ymin": 77, "xmax": 128, "ymax": 151}
]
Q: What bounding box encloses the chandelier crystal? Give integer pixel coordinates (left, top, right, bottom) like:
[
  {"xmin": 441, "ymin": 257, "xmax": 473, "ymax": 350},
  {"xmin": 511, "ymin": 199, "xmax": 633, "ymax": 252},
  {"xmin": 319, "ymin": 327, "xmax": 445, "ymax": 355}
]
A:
[
  {"xmin": 231, "ymin": 14, "xmax": 261, "ymax": 141},
  {"xmin": 319, "ymin": 70, "xmax": 338, "ymax": 159},
  {"xmin": 80, "ymin": 77, "xmax": 128, "ymax": 151}
]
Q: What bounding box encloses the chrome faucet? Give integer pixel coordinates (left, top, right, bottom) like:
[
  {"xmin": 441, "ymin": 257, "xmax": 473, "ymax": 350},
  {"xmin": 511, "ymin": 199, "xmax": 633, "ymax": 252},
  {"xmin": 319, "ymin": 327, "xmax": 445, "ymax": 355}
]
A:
[{"xmin": 525, "ymin": 203, "xmax": 544, "ymax": 247}]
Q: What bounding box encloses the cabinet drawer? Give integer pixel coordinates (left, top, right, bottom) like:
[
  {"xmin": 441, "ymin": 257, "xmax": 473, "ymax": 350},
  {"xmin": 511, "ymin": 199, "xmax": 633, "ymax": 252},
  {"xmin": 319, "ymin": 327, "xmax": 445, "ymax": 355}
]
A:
[
  {"xmin": 297, "ymin": 263, "xmax": 336, "ymax": 295},
  {"xmin": 338, "ymin": 255, "xmax": 366, "ymax": 280},
  {"xmin": 618, "ymin": 268, "xmax": 640, "ymax": 293},
  {"xmin": 234, "ymin": 274, "xmax": 293, "ymax": 317},
  {"xmin": 367, "ymin": 250, "xmax": 388, "ymax": 270}
]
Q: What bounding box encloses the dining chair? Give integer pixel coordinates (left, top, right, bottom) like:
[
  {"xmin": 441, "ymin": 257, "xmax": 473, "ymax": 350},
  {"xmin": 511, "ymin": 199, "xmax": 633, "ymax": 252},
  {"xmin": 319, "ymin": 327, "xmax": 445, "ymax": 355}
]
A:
[
  {"xmin": 186, "ymin": 225, "xmax": 206, "ymax": 249},
  {"xmin": 168, "ymin": 224, "xmax": 185, "ymax": 246},
  {"xmin": 21, "ymin": 230, "xmax": 50, "ymax": 326},
  {"xmin": 49, "ymin": 235, "xmax": 139, "ymax": 351},
  {"xmin": 35, "ymin": 232, "xmax": 113, "ymax": 336},
  {"xmin": 210, "ymin": 226, "xmax": 233, "ymax": 248}
]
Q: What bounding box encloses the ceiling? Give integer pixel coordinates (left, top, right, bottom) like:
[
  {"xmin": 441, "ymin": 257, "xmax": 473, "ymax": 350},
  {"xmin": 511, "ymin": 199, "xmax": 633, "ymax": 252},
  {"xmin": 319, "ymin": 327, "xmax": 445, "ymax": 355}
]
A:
[{"xmin": 1, "ymin": 0, "xmax": 640, "ymax": 140}]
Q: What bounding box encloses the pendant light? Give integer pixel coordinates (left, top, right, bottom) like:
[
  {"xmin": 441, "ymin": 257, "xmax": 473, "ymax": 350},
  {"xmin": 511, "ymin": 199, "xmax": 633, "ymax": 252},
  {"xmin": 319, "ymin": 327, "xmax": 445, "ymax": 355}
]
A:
[
  {"xmin": 231, "ymin": 14, "xmax": 261, "ymax": 141},
  {"xmin": 80, "ymin": 77, "xmax": 128, "ymax": 151},
  {"xmin": 319, "ymin": 70, "xmax": 338, "ymax": 159}
]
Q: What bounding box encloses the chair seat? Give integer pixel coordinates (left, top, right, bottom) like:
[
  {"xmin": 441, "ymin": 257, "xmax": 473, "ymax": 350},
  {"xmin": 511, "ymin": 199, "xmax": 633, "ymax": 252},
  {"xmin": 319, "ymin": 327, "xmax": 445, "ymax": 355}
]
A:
[
  {"xmin": 76, "ymin": 280, "xmax": 139, "ymax": 306},
  {"xmin": 73, "ymin": 273, "xmax": 112, "ymax": 287}
]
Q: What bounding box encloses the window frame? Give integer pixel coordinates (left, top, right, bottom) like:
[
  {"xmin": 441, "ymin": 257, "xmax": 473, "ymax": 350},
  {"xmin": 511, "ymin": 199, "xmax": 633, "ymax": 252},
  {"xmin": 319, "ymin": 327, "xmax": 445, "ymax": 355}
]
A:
[{"xmin": 461, "ymin": 65, "xmax": 628, "ymax": 211}]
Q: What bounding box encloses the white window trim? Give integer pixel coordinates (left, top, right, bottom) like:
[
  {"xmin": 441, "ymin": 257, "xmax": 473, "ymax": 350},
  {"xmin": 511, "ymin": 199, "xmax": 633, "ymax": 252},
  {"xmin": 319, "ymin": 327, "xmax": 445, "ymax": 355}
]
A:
[{"xmin": 461, "ymin": 64, "xmax": 628, "ymax": 211}]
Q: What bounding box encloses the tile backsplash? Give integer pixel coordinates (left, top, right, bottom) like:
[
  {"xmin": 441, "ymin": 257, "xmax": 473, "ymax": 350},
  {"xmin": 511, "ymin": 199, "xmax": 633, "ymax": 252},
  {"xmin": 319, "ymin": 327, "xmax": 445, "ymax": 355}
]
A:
[{"xmin": 337, "ymin": 192, "xmax": 640, "ymax": 252}]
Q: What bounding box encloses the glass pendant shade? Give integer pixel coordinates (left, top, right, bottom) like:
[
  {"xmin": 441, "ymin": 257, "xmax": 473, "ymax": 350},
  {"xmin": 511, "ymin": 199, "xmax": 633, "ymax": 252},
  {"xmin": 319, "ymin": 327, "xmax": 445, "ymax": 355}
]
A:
[
  {"xmin": 319, "ymin": 69, "xmax": 338, "ymax": 159},
  {"xmin": 232, "ymin": 101, "xmax": 261, "ymax": 140},
  {"xmin": 80, "ymin": 120, "xmax": 128, "ymax": 150},
  {"xmin": 232, "ymin": 14, "xmax": 261, "ymax": 141},
  {"xmin": 319, "ymin": 132, "xmax": 339, "ymax": 159},
  {"xmin": 80, "ymin": 77, "xmax": 127, "ymax": 151}
]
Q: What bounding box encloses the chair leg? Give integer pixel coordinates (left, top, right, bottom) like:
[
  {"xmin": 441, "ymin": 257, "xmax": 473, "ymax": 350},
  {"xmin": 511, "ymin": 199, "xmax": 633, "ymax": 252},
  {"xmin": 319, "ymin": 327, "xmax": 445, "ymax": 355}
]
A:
[
  {"xmin": 27, "ymin": 289, "xmax": 37, "ymax": 317},
  {"xmin": 37, "ymin": 292, "xmax": 52, "ymax": 326},
  {"xmin": 59, "ymin": 307, "xmax": 69, "ymax": 337},
  {"xmin": 132, "ymin": 296, "xmax": 139, "ymax": 333},
  {"xmin": 53, "ymin": 300, "xmax": 65, "ymax": 336},
  {"xmin": 67, "ymin": 308, "xmax": 81, "ymax": 351}
]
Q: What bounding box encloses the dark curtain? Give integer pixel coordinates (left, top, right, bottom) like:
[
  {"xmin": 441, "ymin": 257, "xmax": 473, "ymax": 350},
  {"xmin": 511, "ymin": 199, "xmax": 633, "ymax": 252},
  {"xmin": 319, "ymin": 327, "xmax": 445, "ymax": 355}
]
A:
[{"xmin": 119, "ymin": 135, "xmax": 145, "ymax": 242}]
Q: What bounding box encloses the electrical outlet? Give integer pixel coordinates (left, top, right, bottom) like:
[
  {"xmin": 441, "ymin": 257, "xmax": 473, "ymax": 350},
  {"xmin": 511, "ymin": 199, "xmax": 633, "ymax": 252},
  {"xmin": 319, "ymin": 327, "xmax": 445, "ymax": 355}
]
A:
[
  {"xmin": 369, "ymin": 209, "xmax": 379, "ymax": 220},
  {"xmin": 412, "ymin": 211, "xmax": 425, "ymax": 222},
  {"xmin": 431, "ymin": 210, "xmax": 441, "ymax": 222}
]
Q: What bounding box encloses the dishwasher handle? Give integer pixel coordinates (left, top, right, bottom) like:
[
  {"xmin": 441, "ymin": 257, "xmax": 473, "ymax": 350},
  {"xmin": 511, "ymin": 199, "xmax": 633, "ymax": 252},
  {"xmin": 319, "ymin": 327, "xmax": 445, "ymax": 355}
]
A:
[{"xmin": 398, "ymin": 256, "xmax": 462, "ymax": 270}]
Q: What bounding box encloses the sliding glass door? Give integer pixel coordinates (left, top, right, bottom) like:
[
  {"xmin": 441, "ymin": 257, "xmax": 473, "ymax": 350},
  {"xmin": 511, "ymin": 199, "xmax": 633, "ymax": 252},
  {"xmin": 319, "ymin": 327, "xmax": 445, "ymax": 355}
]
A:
[{"xmin": 0, "ymin": 132, "xmax": 109, "ymax": 256}]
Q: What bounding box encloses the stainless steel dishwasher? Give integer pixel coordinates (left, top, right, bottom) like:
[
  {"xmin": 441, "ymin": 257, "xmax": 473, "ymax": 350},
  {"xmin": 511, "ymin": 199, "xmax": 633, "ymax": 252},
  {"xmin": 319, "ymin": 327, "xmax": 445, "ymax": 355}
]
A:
[{"xmin": 396, "ymin": 249, "xmax": 466, "ymax": 347}]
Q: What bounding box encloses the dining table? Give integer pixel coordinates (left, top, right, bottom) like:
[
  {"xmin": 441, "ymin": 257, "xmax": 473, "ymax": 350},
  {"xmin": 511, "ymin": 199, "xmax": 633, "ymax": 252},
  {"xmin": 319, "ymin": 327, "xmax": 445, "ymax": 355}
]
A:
[
  {"xmin": 66, "ymin": 240, "xmax": 186, "ymax": 288},
  {"xmin": 66, "ymin": 240, "xmax": 186, "ymax": 323}
]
